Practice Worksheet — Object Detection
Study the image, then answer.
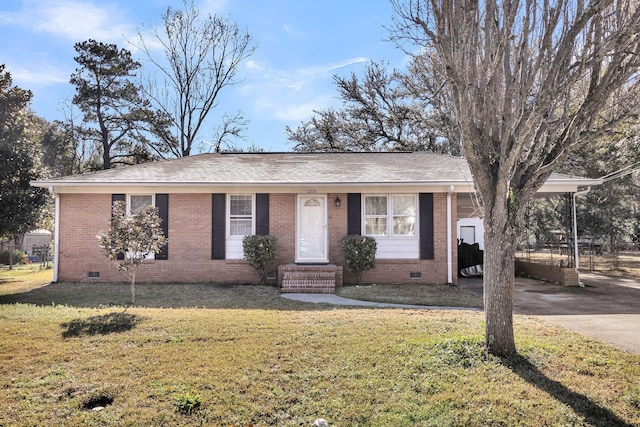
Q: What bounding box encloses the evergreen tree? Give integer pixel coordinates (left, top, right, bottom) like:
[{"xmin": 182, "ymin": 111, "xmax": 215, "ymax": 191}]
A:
[
  {"xmin": 71, "ymin": 39, "xmax": 166, "ymax": 169},
  {"xmin": 0, "ymin": 65, "xmax": 48, "ymax": 239}
]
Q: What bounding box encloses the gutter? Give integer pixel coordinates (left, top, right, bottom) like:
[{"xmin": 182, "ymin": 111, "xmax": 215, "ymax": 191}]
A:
[
  {"xmin": 447, "ymin": 185, "xmax": 454, "ymax": 284},
  {"xmin": 31, "ymin": 180, "xmax": 477, "ymax": 189},
  {"xmin": 51, "ymin": 187, "xmax": 60, "ymax": 283}
]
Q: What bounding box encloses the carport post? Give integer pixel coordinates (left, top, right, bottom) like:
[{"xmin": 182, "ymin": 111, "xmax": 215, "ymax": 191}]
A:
[{"xmin": 572, "ymin": 186, "xmax": 591, "ymax": 275}]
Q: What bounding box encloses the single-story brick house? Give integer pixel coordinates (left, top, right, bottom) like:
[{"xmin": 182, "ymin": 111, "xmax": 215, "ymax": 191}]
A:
[{"xmin": 32, "ymin": 152, "xmax": 600, "ymax": 292}]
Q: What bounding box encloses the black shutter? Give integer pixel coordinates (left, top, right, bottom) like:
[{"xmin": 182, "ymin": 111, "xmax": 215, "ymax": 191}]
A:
[
  {"xmin": 155, "ymin": 194, "xmax": 169, "ymax": 260},
  {"xmin": 212, "ymin": 193, "xmax": 226, "ymax": 260},
  {"xmin": 347, "ymin": 193, "xmax": 362, "ymax": 235},
  {"xmin": 255, "ymin": 193, "xmax": 269, "ymax": 235},
  {"xmin": 111, "ymin": 194, "xmax": 126, "ymax": 260},
  {"xmin": 419, "ymin": 193, "xmax": 434, "ymax": 260}
]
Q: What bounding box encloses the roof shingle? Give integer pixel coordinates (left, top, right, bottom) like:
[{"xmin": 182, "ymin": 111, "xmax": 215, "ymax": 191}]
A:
[{"xmin": 37, "ymin": 152, "xmax": 473, "ymax": 185}]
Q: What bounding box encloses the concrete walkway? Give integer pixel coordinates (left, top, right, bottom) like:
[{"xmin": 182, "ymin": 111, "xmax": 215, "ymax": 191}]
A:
[
  {"xmin": 281, "ymin": 293, "xmax": 480, "ymax": 311},
  {"xmin": 283, "ymin": 272, "xmax": 640, "ymax": 356}
]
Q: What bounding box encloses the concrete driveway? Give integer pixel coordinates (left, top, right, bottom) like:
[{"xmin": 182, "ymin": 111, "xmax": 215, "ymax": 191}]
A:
[{"xmin": 462, "ymin": 272, "xmax": 640, "ymax": 355}]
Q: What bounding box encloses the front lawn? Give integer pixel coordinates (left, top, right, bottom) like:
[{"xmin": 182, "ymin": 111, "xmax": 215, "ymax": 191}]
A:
[
  {"xmin": 0, "ymin": 267, "xmax": 482, "ymax": 309},
  {"xmin": 1, "ymin": 304, "xmax": 639, "ymax": 426},
  {"xmin": 337, "ymin": 282, "xmax": 482, "ymax": 308},
  {"xmin": 0, "ymin": 270, "xmax": 639, "ymax": 425}
]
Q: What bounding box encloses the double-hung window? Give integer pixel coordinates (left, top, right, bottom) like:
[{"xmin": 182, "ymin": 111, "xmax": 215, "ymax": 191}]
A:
[
  {"xmin": 364, "ymin": 195, "xmax": 388, "ymax": 236},
  {"xmin": 128, "ymin": 194, "xmax": 154, "ymax": 215},
  {"xmin": 392, "ymin": 195, "xmax": 417, "ymax": 236},
  {"xmin": 364, "ymin": 194, "xmax": 417, "ymax": 237},
  {"xmin": 126, "ymin": 194, "xmax": 155, "ymax": 259},
  {"xmin": 229, "ymin": 194, "xmax": 254, "ymax": 237}
]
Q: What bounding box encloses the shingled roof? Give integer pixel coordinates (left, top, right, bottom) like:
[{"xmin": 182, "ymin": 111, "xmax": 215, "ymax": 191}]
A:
[
  {"xmin": 34, "ymin": 152, "xmax": 468, "ymax": 184},
  {"xmin": 32, "ymin": 151, "xmax": 600, "ymax": 190}
]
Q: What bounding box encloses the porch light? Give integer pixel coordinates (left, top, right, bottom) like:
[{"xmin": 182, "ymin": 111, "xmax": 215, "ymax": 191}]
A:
[{"xmin": 334, "ymin": 196, "xmax": 341, "ymax": 207}]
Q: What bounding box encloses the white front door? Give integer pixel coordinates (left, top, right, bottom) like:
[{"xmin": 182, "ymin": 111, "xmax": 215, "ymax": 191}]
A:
[{"xmin": 296, "ymin": 194, "xmax": 328, "ymax": 263}]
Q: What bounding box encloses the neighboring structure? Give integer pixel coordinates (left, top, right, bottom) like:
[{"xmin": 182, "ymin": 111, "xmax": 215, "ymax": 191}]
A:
[
  {"xmin": 22, "ymin": 229, "xmax": 52, "ymax": 248},
  {"xmin": 457, "ymin": 218, "xmax": 484, "ymax": 250},
  {"xmin": 31, "ymin": 152, "xmax": 601, "ymax": 292},
  {"xmin": 0, "ymin": 229, "xmax": 53, "ymax": 263}
]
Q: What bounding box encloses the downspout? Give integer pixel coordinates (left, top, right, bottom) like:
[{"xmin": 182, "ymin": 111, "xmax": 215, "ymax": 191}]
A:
[
  {"xmin": 51, "ymin": 187, "xmax": 60, "ymax": 283},
  {"xmin": 572, "ymin": 186, "xmax": 591, "ymax": 282},
  {"xmin": 447, "ymin": 185, "xmax": 454, "ymax": 284}
]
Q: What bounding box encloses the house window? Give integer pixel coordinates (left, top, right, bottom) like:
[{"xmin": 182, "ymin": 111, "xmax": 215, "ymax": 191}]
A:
[
  {"xmin": 392, "ymin": 195, "xmax": 416, "ymax": 236},
  {"xmin": 126, "ymin": 194, "xmax": 155, "ymax": 259},
  {"xmin": 128, "ymin": 194, "xmax": 154, "ymax": 214},
  {"xmin": 364, "ymin": 194, "xmax": 416, "ymax": 237},
  {"xmin": 229, "ymin": 194, "xmax": 254, "ymax": 237},
  {"xmin": 364, "ymin": 195, "xmax": 388, "ymax": 236}
]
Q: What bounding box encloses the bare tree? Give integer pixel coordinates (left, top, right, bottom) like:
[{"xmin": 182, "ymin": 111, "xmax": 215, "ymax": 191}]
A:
[
  {"xmin": 390, "ymin": 0, "xmax": 640, "ymax": 355},
  {"xmin": 287, "ymin": 61, "xmax": 461, "ymax": 155},
  {"xmin": 136, "ymin": 0, "xmax": 256, "ymax": 157}
]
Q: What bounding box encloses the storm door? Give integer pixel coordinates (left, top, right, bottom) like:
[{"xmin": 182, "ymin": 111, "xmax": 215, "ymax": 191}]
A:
[{"xmin": 296, "ymin": 195, "xmax": 328, "ymax": 263}]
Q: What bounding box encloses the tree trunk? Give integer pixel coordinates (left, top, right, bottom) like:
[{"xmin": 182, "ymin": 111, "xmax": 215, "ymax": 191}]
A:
[
  {"xmin": 483, "ymin": 214, "xmax": 518, "ymax": 356},
  {"xmin": 130, "ymin": 272, "xmax": 136, "ymax": 306}
]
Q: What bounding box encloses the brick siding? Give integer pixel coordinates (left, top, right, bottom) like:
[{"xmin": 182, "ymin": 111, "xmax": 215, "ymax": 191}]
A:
[{"xmin": 56, "ymin": 192, "xmax": 458, "ymax": 285}]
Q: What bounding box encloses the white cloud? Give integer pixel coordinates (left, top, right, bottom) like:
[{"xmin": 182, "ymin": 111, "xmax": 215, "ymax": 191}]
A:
[
  {"xmin": 245, "ymin": 60, "xmax": 265, "ymax": 72},
  {"xmin": 0, "ymin": 10, "xmax": 18, "ymax": 25},
  {"xmin": 237, "ymin": 55, "xmax": 369, "ymax": 123},
  {"xmin": 198, "ymin": 0, "xmax": 229, "ymax": 15},
  {"xmin": 272, "ymin": 99, "xmax": 330, "ymax": 122},
  {"xmin": 10, "ymin": 63, "xmax": 68, "ymax": 87},
  {"xmin": 283, "ymin": 23, "xmax": 305, "ymax": 38},
  {"xmin": 298, "ymin": 57, "xmax": 369, "ymax": 76},
  {"xmin": 7, "ymin": 0, "xmax": 135, "ymax": 42}
]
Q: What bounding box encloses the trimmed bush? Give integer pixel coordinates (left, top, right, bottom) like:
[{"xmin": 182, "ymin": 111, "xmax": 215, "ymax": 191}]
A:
[
  {"xmin": 242, "ymin": 234, "xmax": 278, "ymax": 285},
  {"xmin": 341, "ymin": 235, "xmax": 377, "ymax": 284}
]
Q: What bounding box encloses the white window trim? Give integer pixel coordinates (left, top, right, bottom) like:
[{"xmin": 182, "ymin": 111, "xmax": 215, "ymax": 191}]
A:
[
  {"xmin": 391, "ymin": 194, "xmax": 418, "ymax": 238},
  {"xmin": 126, "ymin": 194, "xmax": 155, "ymax": 215},
  {"xmin": 363, "ymin": 194, "xmax": 389, "ymax": 237},
  {"xmin": 363, "ymin": 193, "xmax": 418, "ymax": 239},
  {"xmin": 227, "ymin": 194, "xmax": 255, "ymax": 239}
]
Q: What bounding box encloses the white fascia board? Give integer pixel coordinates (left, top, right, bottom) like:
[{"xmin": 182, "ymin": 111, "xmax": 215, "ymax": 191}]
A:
[
  {"xmin": 33, "ymin": 180, "xmax": 478, "ymax": 194},
  {"xmin": 538, "ymin": 178, "xmax": 602, "ymax": 194},
  {"xmin": 33, "ymin": 177, "xmax": 599, "ymax": 195}
]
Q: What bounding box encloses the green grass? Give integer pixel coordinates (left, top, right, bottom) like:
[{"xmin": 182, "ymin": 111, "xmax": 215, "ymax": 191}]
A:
[
  {"xmin": 0, "ymin": 264, "xmax": 53, "ymax": 295},
  {"xmin": 337, "ymin": 282, "xmax": 483, "ymax": 308},
  {"xmin": 0, "ymin": 270, "xmax": 639, "ymax": 425}
]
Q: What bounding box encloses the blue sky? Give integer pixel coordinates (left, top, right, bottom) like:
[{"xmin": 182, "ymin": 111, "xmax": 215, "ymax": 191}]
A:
[{"xmin": 0, "ymin": 0, "xmax": 407, "ymax": 152}]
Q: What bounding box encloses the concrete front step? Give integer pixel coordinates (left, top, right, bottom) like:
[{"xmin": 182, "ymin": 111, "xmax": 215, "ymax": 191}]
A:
[{"xmin": 278, "ymin": 264, "xmax": 343, "ymax": 294}]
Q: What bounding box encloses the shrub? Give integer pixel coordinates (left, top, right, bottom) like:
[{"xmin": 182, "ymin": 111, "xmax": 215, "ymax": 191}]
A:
[
  {"xmin": 242, "ymin": 234, "xmax": 278, "ymax": 285},
  {"xmin": 174, "ymin": 392, "xmax": 201, "ymax": 415},
  {"xmin": 341, "ymin": 235, "xmax": 377, "ymax": 284},
  {"xmin": 0, "ymin": 249, "xmax": 26, "ymax": 265}
]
